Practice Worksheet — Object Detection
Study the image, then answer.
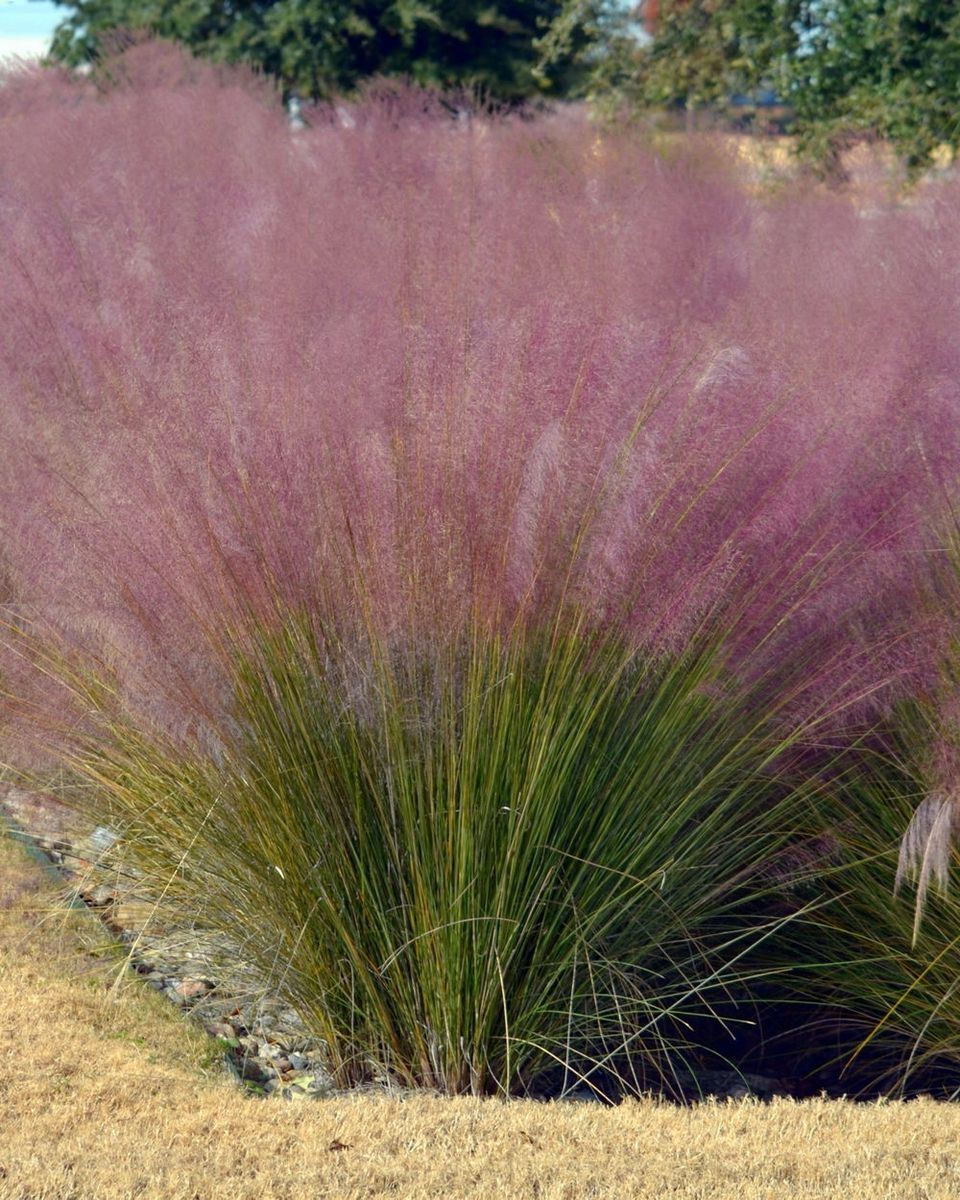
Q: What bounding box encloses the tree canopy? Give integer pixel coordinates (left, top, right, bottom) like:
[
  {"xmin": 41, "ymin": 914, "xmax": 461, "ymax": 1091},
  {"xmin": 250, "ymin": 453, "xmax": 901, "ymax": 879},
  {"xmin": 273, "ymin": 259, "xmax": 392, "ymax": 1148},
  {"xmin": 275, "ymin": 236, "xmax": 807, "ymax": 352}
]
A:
[
  {"xmin": 579, "ymin": 0, "xmax": 960, "ymax": 174},
  {"xmin": 47, "ymin": 0, "xmax": 590, "ymax": 100},
  {"xmin": 44, "ymin": 0, "xmax": 960, "ymax": 170}
]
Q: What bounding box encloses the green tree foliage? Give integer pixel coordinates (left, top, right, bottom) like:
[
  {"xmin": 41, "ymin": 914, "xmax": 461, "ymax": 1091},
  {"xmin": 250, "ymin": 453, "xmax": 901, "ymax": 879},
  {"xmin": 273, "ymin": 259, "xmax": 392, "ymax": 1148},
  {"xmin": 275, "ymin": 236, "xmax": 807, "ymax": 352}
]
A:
[
  {"xmin": 48, "ymin": 0, "xmax": 589, "ymax": 100},
  {"xmin": 543, "ymin": 0, "xmax": 960, "ymax": 174},
  {"xmin": 786, "ymin": 0, "xmax": 960, "ymax": 172}
]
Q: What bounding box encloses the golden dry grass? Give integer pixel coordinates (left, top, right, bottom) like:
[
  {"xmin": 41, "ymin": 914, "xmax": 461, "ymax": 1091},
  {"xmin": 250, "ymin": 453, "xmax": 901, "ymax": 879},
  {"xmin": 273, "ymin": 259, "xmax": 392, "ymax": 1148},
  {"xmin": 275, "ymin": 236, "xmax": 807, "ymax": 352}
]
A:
[{"xmin": 2, "ymin": 829, "xmax": 960, "ymax": 1200}]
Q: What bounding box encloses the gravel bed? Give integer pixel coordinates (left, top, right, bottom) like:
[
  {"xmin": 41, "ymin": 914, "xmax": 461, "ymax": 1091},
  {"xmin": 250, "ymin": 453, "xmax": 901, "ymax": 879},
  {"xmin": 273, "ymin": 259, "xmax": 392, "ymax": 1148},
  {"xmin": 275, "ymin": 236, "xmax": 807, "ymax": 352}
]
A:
[{"xmin": 1, "ymin": 785, "xmax": 342, "ymax": 1100}]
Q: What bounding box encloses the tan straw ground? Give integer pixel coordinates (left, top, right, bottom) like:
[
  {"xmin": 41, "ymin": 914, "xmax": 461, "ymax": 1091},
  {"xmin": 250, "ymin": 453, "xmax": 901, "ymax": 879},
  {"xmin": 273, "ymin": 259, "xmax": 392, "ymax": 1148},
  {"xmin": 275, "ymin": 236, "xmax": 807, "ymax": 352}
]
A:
[{"xmin": 1, "ymin": 831, "xmax": 959, "ymax": 1200}]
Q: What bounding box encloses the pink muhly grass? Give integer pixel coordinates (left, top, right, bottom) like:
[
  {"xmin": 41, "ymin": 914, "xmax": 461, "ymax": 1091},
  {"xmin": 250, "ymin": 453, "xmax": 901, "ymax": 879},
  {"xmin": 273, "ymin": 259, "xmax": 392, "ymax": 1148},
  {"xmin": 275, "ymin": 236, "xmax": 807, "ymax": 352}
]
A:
[
  {"xmin": 7, "ymin": 45, "xmax": 960, "ymax": 1092},
  {"xmin": 0, "ymin": 42, "xmax": 957, "ymax": 769}
]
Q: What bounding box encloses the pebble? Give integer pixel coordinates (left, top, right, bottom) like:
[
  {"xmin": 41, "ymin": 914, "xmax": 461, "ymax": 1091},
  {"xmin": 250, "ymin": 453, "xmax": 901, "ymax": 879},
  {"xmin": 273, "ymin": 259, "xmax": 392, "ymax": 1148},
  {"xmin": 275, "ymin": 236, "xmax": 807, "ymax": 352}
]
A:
[
  {"xmin": 240, "ymin": 1057, "xmax": 271, "ymax": 1084},
  {"xmin": 557, "ymin": 1087, "xmax": 606, "ymax": 1104},
  {"xmin": 87, "ymin": 826, "xmax": 119, "ymax": 855},
  {"xmin": 205, "ymin": 1022, "xmax": 237, "ymax": 1041},
  {"xmin": 171, "ymin": 977, "xmax": 215, "ymax": 1003}
]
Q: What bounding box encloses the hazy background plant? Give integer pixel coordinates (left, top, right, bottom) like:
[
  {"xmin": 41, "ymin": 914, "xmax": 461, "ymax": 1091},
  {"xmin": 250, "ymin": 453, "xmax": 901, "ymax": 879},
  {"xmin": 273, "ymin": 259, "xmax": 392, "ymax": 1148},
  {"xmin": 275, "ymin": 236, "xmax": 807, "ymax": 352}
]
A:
[
  {"xmin": 42, "ymin": 0, "xmax": 960, "ymax": 177},
  {"xmin": 539, "ymin": 0, "xmax": 960, "ymax": 179}
]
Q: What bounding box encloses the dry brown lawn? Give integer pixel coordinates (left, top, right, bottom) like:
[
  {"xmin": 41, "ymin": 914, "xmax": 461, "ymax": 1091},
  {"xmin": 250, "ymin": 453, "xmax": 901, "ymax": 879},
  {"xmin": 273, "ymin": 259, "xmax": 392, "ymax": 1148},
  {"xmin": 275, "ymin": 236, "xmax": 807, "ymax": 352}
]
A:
[{"xmin": 1, "ymin": 829, "xmax": 959, "ymax": 1200}]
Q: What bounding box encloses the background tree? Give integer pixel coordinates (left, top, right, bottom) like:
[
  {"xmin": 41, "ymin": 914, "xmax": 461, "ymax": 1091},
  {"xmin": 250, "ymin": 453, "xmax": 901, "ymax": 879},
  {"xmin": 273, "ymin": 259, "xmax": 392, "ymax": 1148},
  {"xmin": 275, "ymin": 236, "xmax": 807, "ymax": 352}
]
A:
[
  {"xmin": 785, "ymin": 0, "xmax": 960, "ymax": 173},
  {"xmin": 539, "ymin": 0, "xmax": 960, "ymax": 175},
  {"xmin": 48, "ymin": 0, "xmax": 592, "ymax": 100}
]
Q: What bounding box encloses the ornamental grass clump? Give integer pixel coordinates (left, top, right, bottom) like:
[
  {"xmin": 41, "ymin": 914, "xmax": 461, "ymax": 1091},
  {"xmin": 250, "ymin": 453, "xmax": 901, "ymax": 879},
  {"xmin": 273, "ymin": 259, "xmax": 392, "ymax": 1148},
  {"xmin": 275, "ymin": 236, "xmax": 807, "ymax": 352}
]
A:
[
  {"xmin": 63, "ymin": 617, "xmax": 824, "ymax": 1094},
  {"xmin": 755, "ymin": 733, "xmax": 960, "ymax": 1098},
  {"xmin": 777, "ymin": 534, "xmax": 960, "ymax": 1097},
  {"xmin": 3, "ymin": 43, "xmax": 960, "ymax": 1094}
]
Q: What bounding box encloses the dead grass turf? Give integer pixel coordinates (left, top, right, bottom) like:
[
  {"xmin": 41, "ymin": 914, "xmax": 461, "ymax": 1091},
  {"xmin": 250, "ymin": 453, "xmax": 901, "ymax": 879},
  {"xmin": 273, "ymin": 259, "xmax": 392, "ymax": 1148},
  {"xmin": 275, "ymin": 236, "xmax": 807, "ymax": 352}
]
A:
[{"xmin": 1, "ymin": 830, "xmax": 959, "ymax": 1200}]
